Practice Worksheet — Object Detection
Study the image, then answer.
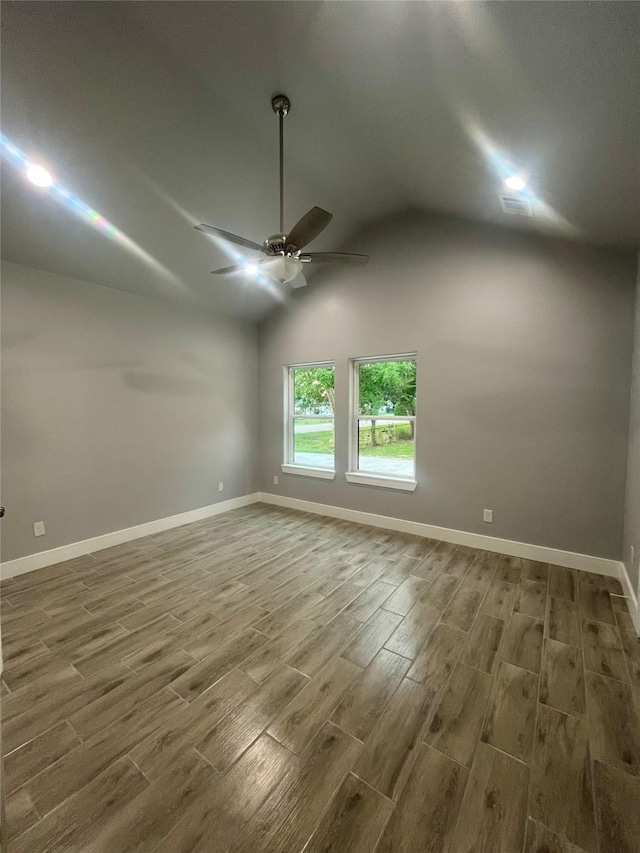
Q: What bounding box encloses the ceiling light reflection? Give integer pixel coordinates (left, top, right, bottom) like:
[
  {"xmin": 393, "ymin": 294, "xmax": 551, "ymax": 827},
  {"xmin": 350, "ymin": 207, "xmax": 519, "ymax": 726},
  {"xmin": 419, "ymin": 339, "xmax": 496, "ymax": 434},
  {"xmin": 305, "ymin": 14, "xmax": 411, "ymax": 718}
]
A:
[
  {"xmin": 460, "ymin": 120, "xmax": 579, "ymax": 237},
  {"xmin": 27, "ymin": 164, "xmax": 53, "ymax": 187},
  {"xmin": 504, "ymin": 174, "xmax": 526, "ymax": 192},
  {"xmin": 201, "ymin": 233, "xmax": 285, "ymax": 300},
  {"xmin": 0, "ymin": 133, "xmax": 184, "ymax": 289}
]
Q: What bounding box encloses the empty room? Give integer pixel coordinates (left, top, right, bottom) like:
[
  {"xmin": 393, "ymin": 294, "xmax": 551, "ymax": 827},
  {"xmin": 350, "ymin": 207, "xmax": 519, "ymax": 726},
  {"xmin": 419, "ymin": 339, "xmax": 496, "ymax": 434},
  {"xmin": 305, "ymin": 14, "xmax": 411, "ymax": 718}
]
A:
[{"xmin": 1, "ymin": 2, "xmax": 639, "ymax": 851}]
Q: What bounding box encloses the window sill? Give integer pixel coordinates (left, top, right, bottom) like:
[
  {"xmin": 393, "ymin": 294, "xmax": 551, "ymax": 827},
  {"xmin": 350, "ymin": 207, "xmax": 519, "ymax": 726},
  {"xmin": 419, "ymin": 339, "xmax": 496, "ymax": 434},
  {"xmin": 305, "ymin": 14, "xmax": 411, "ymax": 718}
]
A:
[
  {"xmin": 345, "ymin": 472, "xmax": 417, "ymax": 491},
  {"xmin": 281, "ymin": 464, "xmax": 336, "ymax": 480}
]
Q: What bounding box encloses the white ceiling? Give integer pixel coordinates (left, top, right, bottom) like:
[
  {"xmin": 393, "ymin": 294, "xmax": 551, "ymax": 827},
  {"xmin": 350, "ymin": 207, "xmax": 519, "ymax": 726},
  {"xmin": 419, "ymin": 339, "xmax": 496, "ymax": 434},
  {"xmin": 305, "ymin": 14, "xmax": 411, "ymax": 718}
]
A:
[{"xmin": 2, "ymin": 1, "xmax": 638, "ymax": 322}]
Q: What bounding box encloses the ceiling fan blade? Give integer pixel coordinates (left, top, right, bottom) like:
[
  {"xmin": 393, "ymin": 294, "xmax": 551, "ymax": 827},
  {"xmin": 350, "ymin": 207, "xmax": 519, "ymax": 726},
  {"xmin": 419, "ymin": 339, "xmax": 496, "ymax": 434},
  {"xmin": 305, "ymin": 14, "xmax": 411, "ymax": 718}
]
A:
[
  {"xmin": 195, "ymin": 223, "xmax": 265, "ymax": 253},
  {"xmin": 211, "ymin": 261, "xmax": 265, "ymax": 275},
  {"xmin": 285, "ymin": 207, "xmax": 333, "ymax": 250},
  {"xmin": 300, "ymin": 252, "xmax": 370, "ymax": 265}
]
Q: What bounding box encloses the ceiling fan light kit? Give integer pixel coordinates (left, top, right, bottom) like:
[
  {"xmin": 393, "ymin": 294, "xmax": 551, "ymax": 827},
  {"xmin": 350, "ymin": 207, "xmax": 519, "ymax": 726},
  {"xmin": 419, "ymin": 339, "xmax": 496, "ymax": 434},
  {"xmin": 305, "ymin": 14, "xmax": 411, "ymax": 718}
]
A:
[
  {"xmin": 268, "ymin": 255, "xmax": 303, "ymax": 284},
  {"xmin": 195, "ymin": 95, "xmax": 369, "ymax": 288}
]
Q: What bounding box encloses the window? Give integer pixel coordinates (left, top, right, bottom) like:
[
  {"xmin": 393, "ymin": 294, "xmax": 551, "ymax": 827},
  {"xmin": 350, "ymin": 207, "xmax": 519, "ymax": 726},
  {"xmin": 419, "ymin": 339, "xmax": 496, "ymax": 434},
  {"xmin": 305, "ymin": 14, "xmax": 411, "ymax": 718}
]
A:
[
  {"xmin": 347, "ymin": 355, "xmax": 417, "ymax": 490},
  {"xmin": 283, "ymin": 363, "xmax": 335, "ymax": 479}
]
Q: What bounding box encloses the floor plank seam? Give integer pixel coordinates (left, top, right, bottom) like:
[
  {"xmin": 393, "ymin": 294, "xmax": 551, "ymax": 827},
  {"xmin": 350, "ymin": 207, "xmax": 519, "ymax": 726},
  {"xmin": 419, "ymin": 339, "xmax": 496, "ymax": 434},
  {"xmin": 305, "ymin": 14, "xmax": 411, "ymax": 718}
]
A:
[
  {"xmin": 579, "ymin": 588, "xmax": 603, "ymax": 853},
  {"xmin": 3, "ymin": 508, "xmax": 637, "ymax": 852},
  {"xmin": 524, "ymin": 585, "xmax": 547, "ymax": 851}
]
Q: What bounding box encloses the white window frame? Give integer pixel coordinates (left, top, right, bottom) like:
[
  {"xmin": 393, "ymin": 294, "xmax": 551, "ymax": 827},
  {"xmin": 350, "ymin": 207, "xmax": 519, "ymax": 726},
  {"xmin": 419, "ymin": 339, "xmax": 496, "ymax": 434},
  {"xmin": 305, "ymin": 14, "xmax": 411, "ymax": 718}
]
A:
[
  {"xmin": 282, "ymin": 361, "xmax": 336, "ymax": 480},
  {"xmin": 346, "ymin": 353, "xmax": 417, "ymax": 491}
]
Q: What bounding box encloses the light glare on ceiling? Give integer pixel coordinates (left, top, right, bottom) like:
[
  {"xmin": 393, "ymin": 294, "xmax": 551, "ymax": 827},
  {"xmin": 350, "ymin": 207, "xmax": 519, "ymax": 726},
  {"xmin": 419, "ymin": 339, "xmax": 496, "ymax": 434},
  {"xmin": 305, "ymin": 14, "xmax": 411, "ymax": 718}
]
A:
[
  {"xmin": 244, "ymin": 263, "xmax": 259, "ymax": 277},
  {"xmin": 504, "ymin": 174, "xmax": 526, "ymax": 191},
  {"xmin": 1, "ymin": 134, "xmax": 184, "ymax": 285},
  {"xmin": 27, "ymin": 164, "xmax": 53, "ymax": 187}
]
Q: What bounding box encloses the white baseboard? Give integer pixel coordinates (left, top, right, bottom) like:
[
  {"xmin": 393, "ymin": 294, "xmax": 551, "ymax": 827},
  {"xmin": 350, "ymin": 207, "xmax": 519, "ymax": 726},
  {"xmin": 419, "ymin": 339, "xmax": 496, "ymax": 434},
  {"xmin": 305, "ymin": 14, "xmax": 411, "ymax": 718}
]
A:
[
  {"xmin": 4, "ymin": 491, "xmax": 638, "ymax": 638},
  {"xmin": 619, "ymin": 561, "xmax": 640, "ymax": 635},
  {"xmin": 1, "ymin": 494, "xmax": 261, "ymax": 580},
  {"xmin": 257, "ymin": 492, "xmax": 624, "ymax": 576},
  {"xmin": 258, "ymin": 492, "xmax": 640, "ymax": 635}
]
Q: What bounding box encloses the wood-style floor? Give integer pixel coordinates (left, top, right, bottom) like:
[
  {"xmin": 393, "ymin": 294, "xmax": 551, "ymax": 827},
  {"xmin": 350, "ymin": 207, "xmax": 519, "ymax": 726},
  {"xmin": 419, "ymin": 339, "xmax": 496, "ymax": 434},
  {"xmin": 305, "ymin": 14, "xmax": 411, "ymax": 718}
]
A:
[{"xmin": 2, "ymin": 504, "xmax": 639, "ymax": 852}]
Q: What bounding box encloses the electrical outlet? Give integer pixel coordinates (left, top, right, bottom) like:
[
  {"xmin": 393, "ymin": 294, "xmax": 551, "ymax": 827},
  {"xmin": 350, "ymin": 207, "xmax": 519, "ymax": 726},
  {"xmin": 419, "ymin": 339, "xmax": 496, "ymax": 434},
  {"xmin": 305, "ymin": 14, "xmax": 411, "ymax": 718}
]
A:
[
  {"xmin": 218, "ymin": 482, "xmax": 224, "ymax": 493},
  {"xmin": 273, "ymin": 475, "xmax": 279, "ymax": 485},
  {"xmin": 33, "ymin": 521, "xmax": 46, "ymax": 537},
  {"xmin": 483, "ymin": 509, "xmax": 493, "ymax": 523}
]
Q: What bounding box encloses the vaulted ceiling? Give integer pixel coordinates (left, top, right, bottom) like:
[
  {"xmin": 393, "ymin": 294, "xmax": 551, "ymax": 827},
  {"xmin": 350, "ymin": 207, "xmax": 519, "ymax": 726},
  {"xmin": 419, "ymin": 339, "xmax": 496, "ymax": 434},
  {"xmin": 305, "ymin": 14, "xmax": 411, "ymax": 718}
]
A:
[{"xmin": 2, "ymin": 2, "xmax": 638, "ymax": 321}]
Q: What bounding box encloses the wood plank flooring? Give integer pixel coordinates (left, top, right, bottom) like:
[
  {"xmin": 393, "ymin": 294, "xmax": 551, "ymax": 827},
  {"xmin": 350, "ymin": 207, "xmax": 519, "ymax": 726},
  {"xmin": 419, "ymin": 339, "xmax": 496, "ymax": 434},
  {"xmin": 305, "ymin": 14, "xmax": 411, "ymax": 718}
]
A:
[{"xmin": 2, "ymin": 504, "xmax": 640, "ymax": 852}]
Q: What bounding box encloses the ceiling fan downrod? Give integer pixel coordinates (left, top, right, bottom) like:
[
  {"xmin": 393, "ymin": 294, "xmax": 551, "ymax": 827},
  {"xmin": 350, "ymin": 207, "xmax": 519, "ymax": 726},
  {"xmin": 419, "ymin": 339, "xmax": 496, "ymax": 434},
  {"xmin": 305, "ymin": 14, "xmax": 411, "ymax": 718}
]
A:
[
  {"xmin": 195, "ymin": 93, "xmax": 368, "ymax": 285},
  {"xmin": 272, "ymin": 95, "xmax": 290, "ymax": 235}
]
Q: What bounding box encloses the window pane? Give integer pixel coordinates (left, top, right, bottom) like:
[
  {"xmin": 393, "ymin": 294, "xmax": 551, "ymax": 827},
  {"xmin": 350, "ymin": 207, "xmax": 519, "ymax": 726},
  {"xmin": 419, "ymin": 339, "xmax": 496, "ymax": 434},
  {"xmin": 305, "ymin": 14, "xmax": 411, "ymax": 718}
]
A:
[
  {"xmin": 293, "ymin": 366, "xmax": 335, "ymax": 416},
  {"xmin": 357, "ymin": 418, "xmax": 414, "ymax": 478},
  {"xmin": 293, "ymin": 417, "xmax": 334, "ymax": 468},
  {"xmin": 358, "ymin": 360, "xmax": 416, "ymax": 417}
]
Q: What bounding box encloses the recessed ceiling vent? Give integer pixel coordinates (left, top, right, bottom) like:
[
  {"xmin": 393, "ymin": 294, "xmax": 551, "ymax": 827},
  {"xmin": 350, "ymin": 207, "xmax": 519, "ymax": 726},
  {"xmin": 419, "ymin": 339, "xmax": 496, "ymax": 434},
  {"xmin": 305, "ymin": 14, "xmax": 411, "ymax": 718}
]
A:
[{"xmin": 499, "ymin": 194, "xmax": 533, "ymax": 217}]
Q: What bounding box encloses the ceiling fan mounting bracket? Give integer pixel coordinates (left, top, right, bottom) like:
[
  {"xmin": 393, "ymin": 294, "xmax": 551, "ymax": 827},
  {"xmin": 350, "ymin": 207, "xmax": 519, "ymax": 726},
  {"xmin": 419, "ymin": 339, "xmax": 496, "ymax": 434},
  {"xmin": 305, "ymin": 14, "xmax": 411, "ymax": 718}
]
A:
[{"xmin": 271, "ymin": 95, "xmax": 290, "ymax": 116}]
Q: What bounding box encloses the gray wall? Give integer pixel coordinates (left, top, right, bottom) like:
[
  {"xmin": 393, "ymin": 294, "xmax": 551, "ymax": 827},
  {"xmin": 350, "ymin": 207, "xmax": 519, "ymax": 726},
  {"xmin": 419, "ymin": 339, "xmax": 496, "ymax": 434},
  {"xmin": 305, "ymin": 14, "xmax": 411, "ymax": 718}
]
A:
[
  {"xmin": 1, "ymin": 261, "xmax": 258, "ymax": 562},
  {"xmin": 623, "ymin": 261, "xmax": 640, "ymax": 595},
  {"xmin": 259, "ymin": 212, "xmax": 637, "ymax": 560}
]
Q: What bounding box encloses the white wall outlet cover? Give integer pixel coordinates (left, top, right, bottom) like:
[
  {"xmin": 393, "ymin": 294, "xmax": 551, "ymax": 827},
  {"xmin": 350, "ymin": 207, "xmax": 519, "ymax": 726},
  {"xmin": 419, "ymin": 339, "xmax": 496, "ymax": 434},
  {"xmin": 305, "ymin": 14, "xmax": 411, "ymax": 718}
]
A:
[
  {"xmin": 273, "ymin": 476, "xmax": 279, "ymax": 485},
  {"xmin": 217, "ymin": 482, "xmax": 224, "ymax": 492},
  {"xmin": 33, "ymin": 521, "xmax": 46, "ymax": 537},
  {"xmin": 483, "ymin": 509, "xmax": 493, "ymax": 523}
]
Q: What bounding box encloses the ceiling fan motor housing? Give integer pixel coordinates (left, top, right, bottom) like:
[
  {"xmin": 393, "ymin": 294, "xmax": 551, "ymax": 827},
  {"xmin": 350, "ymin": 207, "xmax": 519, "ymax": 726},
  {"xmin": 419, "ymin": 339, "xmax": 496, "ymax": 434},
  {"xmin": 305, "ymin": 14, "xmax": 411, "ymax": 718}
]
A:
[
  {"xmin": 265, "ymin": 234, "xmax": 287, "ymax": 254},
  {"xmin": 263, "ymin": 233, "xmax": 302, "ymax": 283}
]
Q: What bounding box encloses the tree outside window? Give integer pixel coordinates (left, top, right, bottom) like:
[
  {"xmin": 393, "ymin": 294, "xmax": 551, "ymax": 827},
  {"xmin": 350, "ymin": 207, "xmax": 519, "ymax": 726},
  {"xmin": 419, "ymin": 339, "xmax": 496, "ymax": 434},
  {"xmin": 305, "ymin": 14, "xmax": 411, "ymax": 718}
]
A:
[
  {"xmin": 286, "ymin": 364, "xmax": 335, "ymax": 470},
  {"xmin": 352, "ymin": 356, "xmax": 417, "ymax": 479}
]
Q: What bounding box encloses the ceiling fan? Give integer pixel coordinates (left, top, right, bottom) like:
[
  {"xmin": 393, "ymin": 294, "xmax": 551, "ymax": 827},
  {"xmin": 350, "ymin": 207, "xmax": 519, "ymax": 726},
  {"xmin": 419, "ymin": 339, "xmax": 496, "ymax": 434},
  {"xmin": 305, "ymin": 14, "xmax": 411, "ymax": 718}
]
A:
[{"xmin": 195, "ymin": 95, "xmax": 369, "ymax": 288}]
